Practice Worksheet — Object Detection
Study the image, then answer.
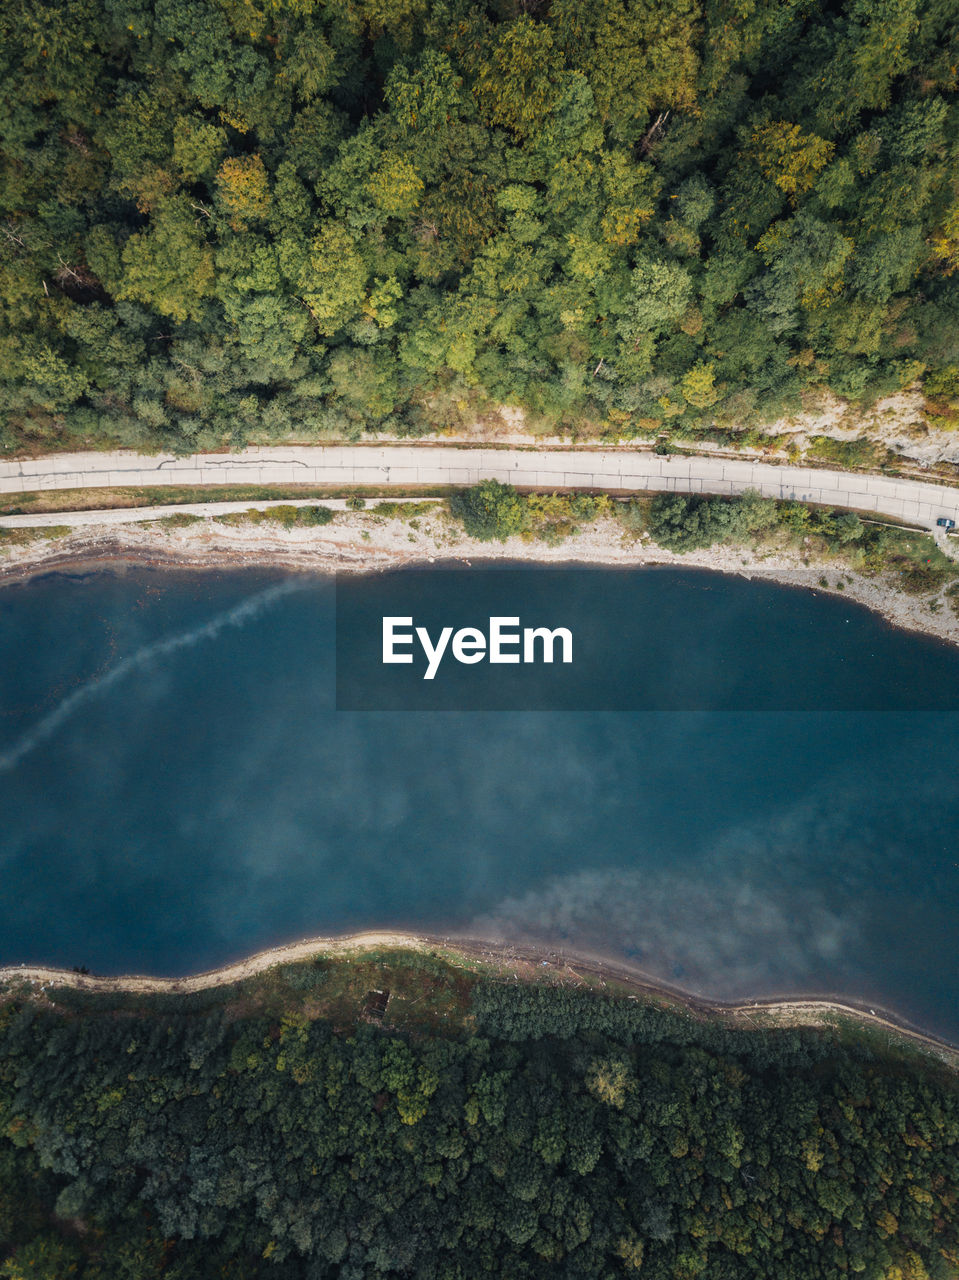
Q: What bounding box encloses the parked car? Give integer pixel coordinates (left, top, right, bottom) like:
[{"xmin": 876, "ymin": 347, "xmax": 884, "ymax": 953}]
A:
[{"xmin": 936, "ymin": 517, "xmax": 956, "ymax": 529}]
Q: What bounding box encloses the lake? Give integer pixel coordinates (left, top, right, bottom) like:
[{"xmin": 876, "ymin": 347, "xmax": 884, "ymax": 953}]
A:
[{"xmin": 1, "ymin": 563, "xmax": 958, "ymax": 1041}]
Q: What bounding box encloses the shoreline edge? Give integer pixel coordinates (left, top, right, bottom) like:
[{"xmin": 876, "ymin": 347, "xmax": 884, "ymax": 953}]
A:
[{"xmin": 3, "ymin": 929, "xmax": 957, "ymax": 1070}]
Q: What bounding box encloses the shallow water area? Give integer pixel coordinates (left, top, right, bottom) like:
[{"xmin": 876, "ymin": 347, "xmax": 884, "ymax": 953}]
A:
[{"xmin": 1, "ymin": 563, "xmax": 958, "ymax": 1042}]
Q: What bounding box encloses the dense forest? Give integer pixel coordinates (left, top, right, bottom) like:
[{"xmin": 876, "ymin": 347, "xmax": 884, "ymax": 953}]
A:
[
  {"xmin": 2, "ymin": 0, "xmax": 959, "ymax": 455},
  {"xmin": 0, "ymin": 955, "xmax": 957, "ymax": 1278}
]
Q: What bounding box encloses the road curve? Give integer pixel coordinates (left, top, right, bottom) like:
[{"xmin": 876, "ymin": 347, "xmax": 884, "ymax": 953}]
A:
[{"xmin": 2, "ymin": 445, "xmax": 959, "ymax": 534}]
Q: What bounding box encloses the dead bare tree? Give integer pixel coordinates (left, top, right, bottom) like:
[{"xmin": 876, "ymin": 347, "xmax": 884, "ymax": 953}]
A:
[
  {"xmin": 55, "ymin": 254, "xmax": 84, "ymax": 286},
  {"xmin": 63, "ymin": 129, "xmax": 91, "ymax": 155},
  {"xmin": 413, "ymin": 218, "xmax": 440, "ymax": 244},
  {"xmin": 640, "ymin": 110, "xmax": 671, "ymax": 154},
  {"xmin": 1, "ymin": 224, "xmax": 28, "ymax": 251}
]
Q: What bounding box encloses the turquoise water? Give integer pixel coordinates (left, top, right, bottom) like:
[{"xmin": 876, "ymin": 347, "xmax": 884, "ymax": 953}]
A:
[{"xmin": 1, "ymin": 565, "xmax": 958, "ymax": 1041}]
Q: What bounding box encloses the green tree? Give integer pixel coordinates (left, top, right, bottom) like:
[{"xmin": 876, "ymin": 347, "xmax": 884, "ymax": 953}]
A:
[
  {"xmin": 449, "ymin": 480, "xmax": 529, "ymax": 541},
  {"xmin": 300, "ymin": 222, "xmax": 368, "ymax": 335},
  {"xmin": 473, "ymin": 18, "xmax": 566, "ymax": 140},
  {"xmin": 117, "ymin": 196, "xmax": 214, "ymax": 323}
]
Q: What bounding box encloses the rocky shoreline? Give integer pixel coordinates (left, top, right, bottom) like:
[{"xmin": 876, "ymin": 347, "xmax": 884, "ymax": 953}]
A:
[{"xmin": 1, "ymin": 508, "xmax": 957, "ymax": 648}]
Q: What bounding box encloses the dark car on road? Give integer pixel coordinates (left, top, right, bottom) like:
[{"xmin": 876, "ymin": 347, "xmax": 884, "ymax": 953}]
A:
[{"xmin": 937, "ymin": 517, "xmax": 956, "ymax": 529}]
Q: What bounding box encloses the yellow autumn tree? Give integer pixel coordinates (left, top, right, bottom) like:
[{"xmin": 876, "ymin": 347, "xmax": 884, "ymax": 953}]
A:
[
  {"xmin": 214, "ymin": 0, "xmax": 317, "ymax": 40},
  {"xmin": 216, "ymin": 154, "xmax": 272, "ymax": 230},
  {"xmin": 930, "ymin": 197, "xmax": 959, "ymax": 274},
  {"xmin": 752, "ymin": 121, "xmax": 835, "ymax": 198},
  {"xmin": 586, "ymin": 1056, "xmax": 631, "ymax": 1109},
  {"xmin": 615, "ymin": 1231, "xmax": 645, "ymax": 1271},
  {"xmin": 301, "ymin": 222, "xmax": 368, "ymax": 334},
  {"xmin": 368, "ymin": 154, "xmax": 423, "ymax": 218},
  {"xmin": 681, "ymin": 361, "xmax": 720, "ymax": 408},
  {"xmin": 474, "ymin": 17, "xmax": 565, "ymax": 139},
  {"xmin": 600, "ymin": 152, "xmax": 659, "ymax": 247}
]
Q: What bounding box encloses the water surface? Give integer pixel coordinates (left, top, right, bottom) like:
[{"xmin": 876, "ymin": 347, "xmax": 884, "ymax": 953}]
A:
[{"xmin": 1, "ymin": 565, "xmax": 958, "ymax": 1041}]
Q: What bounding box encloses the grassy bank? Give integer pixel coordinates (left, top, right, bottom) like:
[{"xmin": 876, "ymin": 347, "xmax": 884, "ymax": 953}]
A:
[
  {"xmin": 0, "ymin": 484, "xmax": 456, "ymax": 518},
  {"xmin": 5, "ymin": 941, "xmax": 955, "ymax": 1074},
  {"xmin": 0, "ymin": 525, "xmax": 71, "ymax": 551}
]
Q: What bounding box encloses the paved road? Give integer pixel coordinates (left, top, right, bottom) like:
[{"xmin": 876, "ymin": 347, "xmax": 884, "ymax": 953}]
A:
[{"xmin": 2, "ymin": 445, "xmax": 958, "ymax": 535}]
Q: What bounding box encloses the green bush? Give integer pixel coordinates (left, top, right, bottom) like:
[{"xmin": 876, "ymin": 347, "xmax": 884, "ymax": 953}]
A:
[
  {"xmin": 262, "ymin": 504, "xmax": 301, "ymax": 527},
  {"xmin": 647, "ymin": 490, "xmax": 778, "ymax": 552},
  {"xmin": 449, "ymin": 480, "xmax": 529, "ymax": 542},
  {"xmin": 297, "ymin": 505, "xmax": 334, "ymax": 526},
  {"xmin": 805, "ymin": 437, "xmax": 884, "ymax": 470}
]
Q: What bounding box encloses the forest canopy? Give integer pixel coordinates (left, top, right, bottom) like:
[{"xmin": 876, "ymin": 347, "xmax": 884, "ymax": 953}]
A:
[
  {"xmin": 1, "ymin": 955, "xmax": 958, "ymax": 1278},
  {"xmin": 1, "ymin": 0, "xmax": 958, "ymax": 454}
]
